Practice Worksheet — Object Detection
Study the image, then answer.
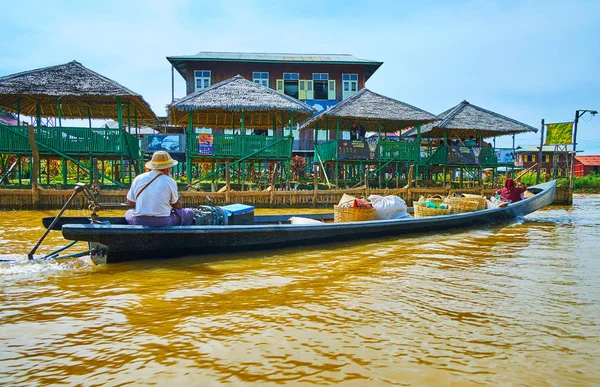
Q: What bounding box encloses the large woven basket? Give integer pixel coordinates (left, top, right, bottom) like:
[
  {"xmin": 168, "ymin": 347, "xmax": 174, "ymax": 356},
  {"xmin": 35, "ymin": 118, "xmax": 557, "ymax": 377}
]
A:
[
  {"xmin": 333, "ymin": 205, "xmax": 376, "ymax": 223},
  {"xmin": 419, "ymin": 195, "xmax": 445, "ymax": 207},
  {"xmin": 414, "ymin": 202, "xmax": 452, "ymax": 218},
  {"xmin": 461, "ymin": 194, "xmax": 487, "ymax": 210},
  {"xmin": 444, "ymin": 197, "xmax": 480, "ymax": 214}
]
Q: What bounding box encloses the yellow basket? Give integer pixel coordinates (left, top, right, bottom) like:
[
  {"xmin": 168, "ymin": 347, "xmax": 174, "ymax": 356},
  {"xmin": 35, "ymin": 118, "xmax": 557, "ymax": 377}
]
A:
[
  {"xmin": 444, "ymin": 197, "xmax": 480, "ymax": 214},
  {"xmin": 414, "ymin": 202, "xmax": 452, "ymax": 218},
  {"xmin": 460, "ymin": 194, "xmax": 487, "ymax": 210},
  {"xmin": 333, "ymin": 205, "xmax": 376, "ymax": 223}
]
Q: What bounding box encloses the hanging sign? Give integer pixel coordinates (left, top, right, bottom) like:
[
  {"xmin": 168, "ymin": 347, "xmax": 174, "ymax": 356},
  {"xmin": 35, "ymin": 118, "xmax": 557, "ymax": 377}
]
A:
[
  {"xmin": 447, "ymin": 146, "xmax": 481, "ymax": 164},
  {"xmin": 495, "ymin": 148, "xmax": 515, "ymax": 163},
  {"xmin": 338, "ymin": 139, "xmax": 377, "ymax": 160},
  {"xmin": 197, "ymin": 134, "xmax": 214, "ymax": 155},
  {"xmin": 143, "ymin": 134, "xmax": 185, "ymax": 153},
  {"xmin": 545, "ymin": 122, "xmax": 573, "ymax": 145}
]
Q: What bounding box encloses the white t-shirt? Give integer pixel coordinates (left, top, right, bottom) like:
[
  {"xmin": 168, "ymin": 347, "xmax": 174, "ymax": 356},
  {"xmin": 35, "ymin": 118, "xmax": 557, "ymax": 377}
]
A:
[{"xmin": 127, "ymin": 170, "xmax": 179, "ymax": 217}]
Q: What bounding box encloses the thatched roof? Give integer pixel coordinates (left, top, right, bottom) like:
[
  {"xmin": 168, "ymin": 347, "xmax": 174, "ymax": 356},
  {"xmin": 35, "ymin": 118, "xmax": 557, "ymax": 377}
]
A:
[
  {"xmin": 299, "ymin": 88, "xmax": 438, "ymax": 131},
  {"xmin": 0, "ymin": 61, "xmax": 157, "ymax": 120},
  {"xmin": 168, "ymin": 75, "xmax": 315, "ymax": 129},
  {"xmin": 404, "ymin": 100, "xmax": 537, "ymax": 139}
]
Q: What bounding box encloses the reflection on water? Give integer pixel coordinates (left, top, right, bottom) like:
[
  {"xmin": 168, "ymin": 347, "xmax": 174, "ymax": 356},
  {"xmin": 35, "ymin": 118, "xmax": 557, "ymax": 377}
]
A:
[{"xmin": 1, "ymin": 196, "xmax": 600, "ymax": 386}]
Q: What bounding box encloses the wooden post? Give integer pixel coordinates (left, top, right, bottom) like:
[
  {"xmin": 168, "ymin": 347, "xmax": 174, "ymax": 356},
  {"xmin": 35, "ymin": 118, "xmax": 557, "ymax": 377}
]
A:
[
  {"xmin": 28, "ymin": 125, "xmax": 40, "ymax": 208},
  {"xmin": 225, "ymin": 161, "xmax": 231, "ymax": 204},
  {"xmin": 269, "ymin": 162, "xmax": 277, "ymax": 207},
  {"xmin": 313, "ymin": 166, "xmax": 318, "ymax": 208},
  {"xmin": 536, "ymin": 119, "xmax": 545, "ymax": 184}
]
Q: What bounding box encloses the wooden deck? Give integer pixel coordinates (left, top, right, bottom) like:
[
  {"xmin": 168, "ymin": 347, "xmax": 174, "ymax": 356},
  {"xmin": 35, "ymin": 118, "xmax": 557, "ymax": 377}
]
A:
[{"xmin": 0, "ymin": 186, "xmax": 573, "ymax": 210}]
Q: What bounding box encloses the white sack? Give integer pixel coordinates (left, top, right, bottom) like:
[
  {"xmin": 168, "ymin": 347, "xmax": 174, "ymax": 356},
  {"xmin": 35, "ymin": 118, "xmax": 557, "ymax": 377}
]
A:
[{"xmin": 367, "ymin": 195, "xmax": 408, "ymax": 220}]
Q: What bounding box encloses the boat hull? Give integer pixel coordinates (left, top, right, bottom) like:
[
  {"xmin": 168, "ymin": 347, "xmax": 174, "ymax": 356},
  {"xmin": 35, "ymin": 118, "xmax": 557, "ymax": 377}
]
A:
[{"xmin": 61, "ymin": 181, "xmax": 556, "ymax": 265}]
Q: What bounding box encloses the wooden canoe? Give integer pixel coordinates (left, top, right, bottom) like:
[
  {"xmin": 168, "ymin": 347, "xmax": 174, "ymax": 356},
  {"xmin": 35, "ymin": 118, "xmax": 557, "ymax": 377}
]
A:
[{"xmin": 53, "ymin": 181, "xmax": 556, "ymax": 265}]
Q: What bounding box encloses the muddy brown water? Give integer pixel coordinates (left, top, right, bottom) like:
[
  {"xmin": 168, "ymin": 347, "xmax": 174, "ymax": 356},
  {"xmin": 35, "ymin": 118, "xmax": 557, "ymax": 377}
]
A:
[{"xmin": 1, "ymin": 196, "xmax": 599, "ymax": 386}]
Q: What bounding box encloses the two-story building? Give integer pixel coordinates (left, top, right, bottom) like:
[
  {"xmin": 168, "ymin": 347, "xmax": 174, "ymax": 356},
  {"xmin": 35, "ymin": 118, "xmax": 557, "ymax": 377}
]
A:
[
  {"xmin": 167, "ymin": 52, "xmax": 383, "ymax": 153},
  {"xmin": 515, "ymin": 145, "xmax": 575, "ymax": 178}
]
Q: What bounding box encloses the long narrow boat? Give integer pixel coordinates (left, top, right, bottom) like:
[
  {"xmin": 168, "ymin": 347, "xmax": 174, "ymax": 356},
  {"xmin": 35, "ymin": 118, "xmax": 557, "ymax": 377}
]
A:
[{"xmin": 48, "ymin": 181, "xmax": 556, "ymax": 265}]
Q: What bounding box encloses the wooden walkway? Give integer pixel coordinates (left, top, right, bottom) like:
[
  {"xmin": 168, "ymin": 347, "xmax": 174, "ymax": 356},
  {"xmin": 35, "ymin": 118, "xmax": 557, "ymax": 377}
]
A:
[{"xmin": 0, "ymin": 186, "xmax": 573, "ymax": 210}]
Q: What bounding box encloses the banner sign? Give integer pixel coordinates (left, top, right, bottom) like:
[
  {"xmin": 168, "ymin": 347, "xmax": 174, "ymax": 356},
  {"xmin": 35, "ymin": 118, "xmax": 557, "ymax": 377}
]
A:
[
  {"xmin": 197, "ymin": 134, "xmax": 214, "ymax": 155},
  {"xmin": 143, "ymin": 134, "xmax": 185, "ymax": 153},
  {"xmin": 545, "ymin": 122, "xmax": 573, "ymax": 145},
  {"xmin": 447, "ymin": 146, "xmax": 481, "ymax": 165},
  {"xmin": 338, "ymin": 139, "xmax": 378, "ymax": 160},
  {"xmin": 495, "ymin": 148, "xmax": 515, "ymax": 164}
]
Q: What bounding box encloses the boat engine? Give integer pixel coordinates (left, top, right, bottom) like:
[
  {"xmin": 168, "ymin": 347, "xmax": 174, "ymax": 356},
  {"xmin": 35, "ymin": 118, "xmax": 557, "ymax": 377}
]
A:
[{"xmin": 193, "ymin": 204, "xmax": 254, "ymax": 226}]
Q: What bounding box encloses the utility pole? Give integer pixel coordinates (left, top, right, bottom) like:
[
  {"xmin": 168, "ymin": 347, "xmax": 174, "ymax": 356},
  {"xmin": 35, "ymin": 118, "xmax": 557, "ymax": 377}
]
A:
[
  {"xmin": 570, "ymin": 109, "xmax": 598, "ymax": 189},
  {"xmin": 536, "ymin": 119, "xmax": 544, "ymax": 184}
]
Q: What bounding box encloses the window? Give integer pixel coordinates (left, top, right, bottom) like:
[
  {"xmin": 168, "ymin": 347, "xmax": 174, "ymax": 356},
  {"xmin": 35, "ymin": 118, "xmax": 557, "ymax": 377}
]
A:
[
  {"xmin": 312, "ymin": 73, "xmax": 329, "ymax": 99},
  {"xmin": 544, "ymin": 154, "xmax": 550, "ymax": 163},
  {"xmin": 525, "ymin": 154, "xmax": 536, "ymax": 163},
  {"xmin": 283, "ymin": 73, "xmax": 299, "ymax": 81},
  {"xmin": 342, "ymin": 73, "xmax": 358, "ymax": 99},
  {"xmin": 194, "ymin": 70, "xmax": 211, "ymax": 91},
  {"xmin": 540, "ymin": 168, "xmax": 546, "ymax": 174},
  {"xmin": 283, "ymin": 73, "xmax": 299, "ymax": 98},
  {"xmin": 252, "ymin": 72, "xmax": 269, "ymax": 87}
]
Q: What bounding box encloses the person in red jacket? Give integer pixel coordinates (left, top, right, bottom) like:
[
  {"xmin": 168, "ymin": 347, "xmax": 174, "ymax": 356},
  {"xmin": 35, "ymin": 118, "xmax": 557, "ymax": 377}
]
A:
[{"xmin": 494, "ymin": 178, "xmax": 527, "ymax": 203}]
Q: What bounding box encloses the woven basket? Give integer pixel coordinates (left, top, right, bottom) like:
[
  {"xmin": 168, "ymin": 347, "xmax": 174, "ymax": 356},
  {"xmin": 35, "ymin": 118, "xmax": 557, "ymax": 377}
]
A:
[
  {"xmin": 444, "ymin": 197, "xmax": 480, "ymax": 214},
  {"xmin": 460, "ymin": 194, "xmax": 487, "ymax": 210},
  {"xmin": 333, "ymin": 205, "xmax": 376, "ymax": 223},
  {"xmin": 414, "ymin": 202, "xmax": 452, "ymax": 218},
  {"xmin": 418, "ymin": 195, "xmax": 445, "ymax": 206}
]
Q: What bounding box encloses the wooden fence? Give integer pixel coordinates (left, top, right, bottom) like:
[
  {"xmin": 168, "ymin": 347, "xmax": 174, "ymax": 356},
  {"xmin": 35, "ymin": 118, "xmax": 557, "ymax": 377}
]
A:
[{"xmin": 0, "ymin": 186, "xmax": 573, "ymax": 210}]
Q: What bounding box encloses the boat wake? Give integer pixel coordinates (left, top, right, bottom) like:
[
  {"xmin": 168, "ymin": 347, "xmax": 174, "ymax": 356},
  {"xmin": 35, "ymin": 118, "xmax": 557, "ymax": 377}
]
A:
[{"xmin": 0, "ymin": 254, "xmax": 93, "ymax": 276}]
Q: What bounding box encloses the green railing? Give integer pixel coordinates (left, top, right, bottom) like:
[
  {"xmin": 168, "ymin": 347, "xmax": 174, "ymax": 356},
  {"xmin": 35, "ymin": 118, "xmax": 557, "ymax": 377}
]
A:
[
  {"xmin": 0, "ymin": 124, "xmax": 140, "ymax": 158},
  {"xmin": 378, "ymin": 141, "xmax": 420, "ymax": 162},
  {"xmin": 314, "ymin": 140, "xmax": 338, "ymax": 162},
  {"xmin": 479, "ymin": 148, "xmax": 498, "ymax": 166},
  {"xmin": 420, "ymin": 145, "xmax": 448, "ymax": 166},
  {"xmin": 189, "ymin": 134, "xmax": 292, "ymax": 159}
]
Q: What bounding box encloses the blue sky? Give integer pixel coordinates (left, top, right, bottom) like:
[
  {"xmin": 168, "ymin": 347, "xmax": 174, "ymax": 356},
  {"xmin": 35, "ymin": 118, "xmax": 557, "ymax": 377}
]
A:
[{"xmin": 1, "ymin": 0, "xmax": 598, "ymax": 153}]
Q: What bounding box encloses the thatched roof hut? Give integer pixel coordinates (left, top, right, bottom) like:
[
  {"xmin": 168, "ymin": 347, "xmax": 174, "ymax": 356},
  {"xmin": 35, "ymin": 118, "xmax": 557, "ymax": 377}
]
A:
[
  {"xmin": 168, "ymin": 75, "xmax": 315, "ymax": 129},
  {"xmin": 0, "ymin": 60, "xmax": 157, "ymax": 120},
  {"xmin": 404, "ymin": 100, "xmax": 537, "ymax": 139},
  {"xmin": 299, "ymin": 88, "xmax": 438, "ymax": 131}
]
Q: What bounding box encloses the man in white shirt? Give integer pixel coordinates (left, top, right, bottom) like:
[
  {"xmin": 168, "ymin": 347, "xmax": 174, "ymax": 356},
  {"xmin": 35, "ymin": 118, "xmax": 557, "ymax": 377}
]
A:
[{"xmin": 124, "ymin": 151, "xmax": 194, "ymax": 226}]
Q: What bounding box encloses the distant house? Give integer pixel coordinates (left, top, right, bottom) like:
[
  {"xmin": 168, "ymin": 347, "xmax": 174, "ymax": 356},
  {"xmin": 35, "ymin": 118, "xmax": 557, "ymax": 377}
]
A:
[
  {"xmin": 574, "ymin": 156, "xmax": 600, "ymax": 177},
  {"xmin": 515, "ymin": 145, "xmax": 575, "ymax": 177},
  {"xmin": 166, "ymin": 51, "xmax": 383, "ymax": 154},
  {"xmin": 167, "ymin": 51, "xmax": 382, "ymax": 102}
]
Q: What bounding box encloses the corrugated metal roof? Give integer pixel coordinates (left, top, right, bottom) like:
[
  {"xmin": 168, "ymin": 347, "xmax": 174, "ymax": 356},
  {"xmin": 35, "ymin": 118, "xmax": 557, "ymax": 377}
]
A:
[
  {"xmin": 575, "ymin": 155, "xmax": 600, "ymax": 166},
  {"xmin": 515, "ymin": 145, "xmax": 575, "ymax": 153},
  {"xmin": 168, "ymin": 51, "xmax": 380, "ymax": 64}
]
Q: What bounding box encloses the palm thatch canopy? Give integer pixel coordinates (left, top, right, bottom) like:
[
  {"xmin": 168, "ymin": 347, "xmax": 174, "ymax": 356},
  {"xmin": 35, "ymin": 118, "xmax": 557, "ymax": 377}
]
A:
[
  {"xmin": 299, "ymin": 88, "xmax": 438, "ymax": 131},
  {"xmin": 0, "ymin": 61, "xmax": 157, "ymax": 121},
  {"xmin": 168, "ymin": 75, "xmax": 315, "ymax": 129},
  {"xmin": 405, "ymin": 100, "xmax": 537, "ymax": 139}
]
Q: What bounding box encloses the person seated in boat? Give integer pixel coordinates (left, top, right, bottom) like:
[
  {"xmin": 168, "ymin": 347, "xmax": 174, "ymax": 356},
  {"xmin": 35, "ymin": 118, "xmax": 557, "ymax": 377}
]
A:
[
  {"xmin": 494, "ymin": 178, "xmax": 527, "ymax": 203},
  {"xmin": 125, "ymin": 151, "xmax": 194, "ymax": 226}
]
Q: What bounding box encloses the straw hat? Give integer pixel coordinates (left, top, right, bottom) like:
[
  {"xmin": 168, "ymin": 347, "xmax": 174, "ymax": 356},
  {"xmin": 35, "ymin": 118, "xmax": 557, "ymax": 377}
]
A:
[{"xmin": 145, "ymin": 151, "xmax": 178, "ymax": 170}]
